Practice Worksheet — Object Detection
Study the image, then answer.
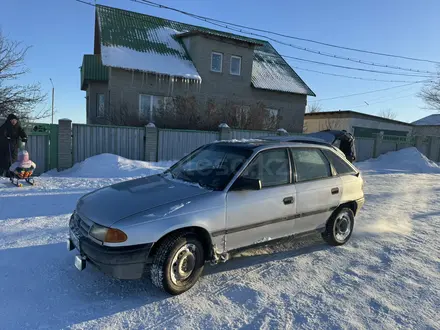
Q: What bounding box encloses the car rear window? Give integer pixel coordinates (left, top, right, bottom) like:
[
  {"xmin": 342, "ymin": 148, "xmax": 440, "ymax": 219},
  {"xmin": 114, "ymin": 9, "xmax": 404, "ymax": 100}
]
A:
[
  {"xmin": 322, "ymin": 149, "xmax": 356, "ymax": 175},
  {"xmin": 290, "ymin": 148, "xmax": 331, "ymax": 182}
]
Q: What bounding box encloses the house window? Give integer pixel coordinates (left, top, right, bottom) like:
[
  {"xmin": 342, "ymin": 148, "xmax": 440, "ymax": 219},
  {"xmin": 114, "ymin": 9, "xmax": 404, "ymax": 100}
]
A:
[
  {"xmin": 230, "ymin": 56, "xmax": 241, "ymax": 75},
  {"xmin": 211, "ymin": 52, "xmax": 223, "ymax": 72},
  {"xmin": 96, "ymin": 94, "xmax": 105, "ymax": 118},
  {"xmin": 139, "ymin": 94, "xmax": 170, "ymax": 121},
  {"xmin": 266, "ymin": 108, "xmax": 279, "ymax": 118}
]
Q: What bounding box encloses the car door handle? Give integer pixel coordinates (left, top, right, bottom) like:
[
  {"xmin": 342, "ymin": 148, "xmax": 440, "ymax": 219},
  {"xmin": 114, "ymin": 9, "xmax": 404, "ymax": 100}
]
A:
[
  {"xmin": 331, "ymin": 187, "xmax": 339, "ymax": 195},
  {"xmin": 283, "ymin": 196, "xmax": 294, "ymax": 205}
]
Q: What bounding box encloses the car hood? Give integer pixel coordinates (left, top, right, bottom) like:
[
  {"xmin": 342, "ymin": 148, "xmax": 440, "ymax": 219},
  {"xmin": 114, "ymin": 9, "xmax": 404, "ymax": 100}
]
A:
[{"xmin": 76, "ymin": 174, "xmax": 210, "ymax": 227}]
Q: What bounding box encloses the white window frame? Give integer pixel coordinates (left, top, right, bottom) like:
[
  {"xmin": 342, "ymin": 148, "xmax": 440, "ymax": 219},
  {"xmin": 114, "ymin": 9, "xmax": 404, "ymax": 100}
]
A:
[
  {"xmin": 230, "ymin": 55, "xmax": 242, "ymax": 76},
  {"xmin": 96, "ymin": 93, "xmax": 105, "ymax": 118},
  {"xmin": 139, "ymin": 94, "xmax": 168, "ymax": 122},
  {"xmin": 266, "ymin": 108, "xmax": 279, "ymax": 118},
  {"xmin": 139, "ymin": 94, "xmax": 153, "ymax": 122},
  {"xmin": 211, "ymin": 52, "xmax": 223, "ymax": 73}
]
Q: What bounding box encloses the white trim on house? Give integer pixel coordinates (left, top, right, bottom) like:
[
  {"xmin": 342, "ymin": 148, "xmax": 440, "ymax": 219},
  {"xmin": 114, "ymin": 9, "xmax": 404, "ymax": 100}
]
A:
[
  {"xmin": 230, "ymin": 55, "xmax": 241, "ymax": 76},
  {"xmin": 139, "ymin": 94, "xmax": 171, "ymax": 122},
  {"xmin": 211, "ymin": 52, "xmax": 223, "ymax": 73},
  {"xmin": 139, "ymin": 94, "xmax": 153, "ymax": 122},
  {"xmin": 96, "ymin": 93, "xmax": 105, "ymax": 118}
]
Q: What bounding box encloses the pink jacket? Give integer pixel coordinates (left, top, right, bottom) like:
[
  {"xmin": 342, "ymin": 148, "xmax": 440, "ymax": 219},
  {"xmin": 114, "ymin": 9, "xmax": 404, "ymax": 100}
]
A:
[{"xmin": 9, "ymin": 150, "xmax": 36, "ymax": 172}]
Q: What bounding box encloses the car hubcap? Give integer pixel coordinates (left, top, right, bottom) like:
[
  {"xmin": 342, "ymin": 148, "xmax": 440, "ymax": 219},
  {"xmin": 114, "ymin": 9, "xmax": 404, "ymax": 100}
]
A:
[
  {"xmin": 334, "ymin": 213, "xmax": 351, "ymax": 242},
  {"xmin": 171, "ymin": 244, "xmax": 197, "ymax": 285}
]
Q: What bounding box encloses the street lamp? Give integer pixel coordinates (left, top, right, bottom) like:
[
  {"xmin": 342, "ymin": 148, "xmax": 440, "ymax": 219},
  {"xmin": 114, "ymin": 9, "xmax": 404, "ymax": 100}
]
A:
[{"xmin": 49, "ymin": 78, "xmax": 54, "ymax": 125}]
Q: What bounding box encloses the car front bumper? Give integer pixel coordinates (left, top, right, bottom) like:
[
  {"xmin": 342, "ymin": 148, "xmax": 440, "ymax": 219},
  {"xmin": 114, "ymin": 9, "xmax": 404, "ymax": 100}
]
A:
[
  {"xmin": 68, "ymin": 215, "xmax": 153, "ymax": 280},
  {"xmin": 355, "ymin": 197, "xmax": 365, "ymax": 214}
]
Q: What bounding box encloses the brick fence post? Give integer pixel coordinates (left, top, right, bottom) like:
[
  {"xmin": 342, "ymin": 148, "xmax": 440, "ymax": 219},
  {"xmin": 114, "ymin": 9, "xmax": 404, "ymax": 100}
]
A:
[
  {"xmin": 58, "ymin": 119, "xmax": 72, "ymax": 170},
  {"xmin": 145, "ymin": 123, "xmax": 158, "ymax": 162},
  {"xmin": 218, "ymin": 123, "xmax": 231, "ymax": 140}
]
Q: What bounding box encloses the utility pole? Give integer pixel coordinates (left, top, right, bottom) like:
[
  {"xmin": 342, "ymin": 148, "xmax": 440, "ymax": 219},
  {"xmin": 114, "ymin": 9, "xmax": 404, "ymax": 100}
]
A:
[{"xmin": 50, "ymin": 78, "xmax": 54, "ymax": 124}]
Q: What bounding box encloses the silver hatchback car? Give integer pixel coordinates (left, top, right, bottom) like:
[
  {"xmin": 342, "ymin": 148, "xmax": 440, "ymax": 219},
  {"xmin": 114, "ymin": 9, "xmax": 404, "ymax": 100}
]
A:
[{"xmin": 68, "ymin": 140, "xmax": 365, "ymax": 295}]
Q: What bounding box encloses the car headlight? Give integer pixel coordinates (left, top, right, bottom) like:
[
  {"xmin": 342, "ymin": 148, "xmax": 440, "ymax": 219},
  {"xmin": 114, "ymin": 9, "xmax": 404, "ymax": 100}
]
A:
[{"xmin": 89, "ymin": 224, "xmax": 128, "ymax": 243}]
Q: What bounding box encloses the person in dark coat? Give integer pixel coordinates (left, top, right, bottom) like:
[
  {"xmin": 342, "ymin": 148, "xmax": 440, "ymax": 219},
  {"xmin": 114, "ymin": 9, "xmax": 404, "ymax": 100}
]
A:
[
  {"xmin": 339, "ymin": 131, "xmax": 356, "ymax": 163},
  {"xmin": 0, "ymin": 114, "xmax": 28, "ymax": 176}
]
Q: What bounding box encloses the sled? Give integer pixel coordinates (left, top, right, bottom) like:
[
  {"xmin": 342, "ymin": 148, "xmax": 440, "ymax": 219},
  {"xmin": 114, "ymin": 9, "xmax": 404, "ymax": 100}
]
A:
[{"xmin": 9, "ymin": 168, "xmax": 35, "ymax": 187}]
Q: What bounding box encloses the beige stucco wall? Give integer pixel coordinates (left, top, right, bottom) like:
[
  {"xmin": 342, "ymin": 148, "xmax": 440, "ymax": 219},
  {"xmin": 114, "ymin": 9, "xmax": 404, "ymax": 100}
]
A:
[
  {"xmin": 304, "ymin": 114, "xmax": 412, "ymax": 135},
  {"xmin": 413, "ymin": 125, "xmax": 440, "ymax": 137}
]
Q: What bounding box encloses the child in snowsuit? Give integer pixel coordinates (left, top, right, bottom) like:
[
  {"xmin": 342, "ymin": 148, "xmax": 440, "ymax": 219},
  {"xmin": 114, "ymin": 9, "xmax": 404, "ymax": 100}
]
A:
[{"xmin": 9, "ymin": 150, "xmax": 36, "ymax": 179}]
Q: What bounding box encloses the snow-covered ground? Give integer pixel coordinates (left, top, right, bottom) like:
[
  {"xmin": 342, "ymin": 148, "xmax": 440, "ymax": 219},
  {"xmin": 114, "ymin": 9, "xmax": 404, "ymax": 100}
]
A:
[{"xmin": 0, "ymin": 149, "xmax": 439, "ymax": 329}]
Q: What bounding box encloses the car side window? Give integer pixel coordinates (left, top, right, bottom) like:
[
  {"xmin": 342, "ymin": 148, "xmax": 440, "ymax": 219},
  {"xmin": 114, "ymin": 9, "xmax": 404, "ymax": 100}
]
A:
[
  {"xmin": 290, "ymin": 148, "xmax": 331, "ymax": 182},
  {"xmin": 322, "ymin": 149, "xmax": 356, "ymax": 175},
  {"xmin": 241, "ymin": 149, "xmax": 290, "ymax": 188}
]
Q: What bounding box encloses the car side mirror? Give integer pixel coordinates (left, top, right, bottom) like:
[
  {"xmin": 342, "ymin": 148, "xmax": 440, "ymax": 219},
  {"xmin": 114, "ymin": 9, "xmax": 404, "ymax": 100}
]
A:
[{"xmin": 231, "ymin": 177, "xmax": 262, "ymax": 191}]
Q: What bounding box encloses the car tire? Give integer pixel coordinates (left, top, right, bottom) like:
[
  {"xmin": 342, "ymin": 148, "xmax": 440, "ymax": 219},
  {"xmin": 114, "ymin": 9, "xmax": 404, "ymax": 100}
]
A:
[
  {"xmin": 150, "ymin": 232, "xmax": 205, "ymax": 295},
  {"xmin": 322, "ymin": 207, "xmax": 354, "ymax": 246}
]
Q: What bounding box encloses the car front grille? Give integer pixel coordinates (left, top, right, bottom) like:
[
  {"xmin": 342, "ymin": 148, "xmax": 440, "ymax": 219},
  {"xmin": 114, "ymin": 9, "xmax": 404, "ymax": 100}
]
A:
[{"xmin": 71, "ymin": 212, "xmax": 93, "ymax": 238}]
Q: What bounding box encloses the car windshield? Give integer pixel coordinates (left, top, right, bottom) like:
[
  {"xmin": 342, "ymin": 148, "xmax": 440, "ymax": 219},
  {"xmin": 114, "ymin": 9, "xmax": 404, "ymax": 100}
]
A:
[{"xmin": 165, "ymin": 144, "xmax": 253, "ymax": 190}]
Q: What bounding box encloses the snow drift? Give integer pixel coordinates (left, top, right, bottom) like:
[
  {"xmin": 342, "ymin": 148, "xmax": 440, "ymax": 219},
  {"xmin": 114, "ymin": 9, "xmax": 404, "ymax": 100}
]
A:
[
  {"xmin": 357, "ymin": 147, "xmax": 440, "ymax": 174},
  {"xmin": 44, "ymin": 153, "xmax": 175, "ymax": 178}
]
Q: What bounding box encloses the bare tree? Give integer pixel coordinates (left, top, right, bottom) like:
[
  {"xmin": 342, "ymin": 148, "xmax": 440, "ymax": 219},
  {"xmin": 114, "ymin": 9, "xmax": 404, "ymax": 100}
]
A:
[
  {"xmin": 154, "ymin": 96, "xmax": 280, "ymax": 130},
  {"xmin": 323, "ymin": 118, "xmax": 342, "ymax": 130},
  {"xmin": 0, "ymin": 31, "xmax": 48, "ymax": 120},
  {"xmin": 419, "ymin": 72, "xmax": 440, "ymax": 111},
  {"xmin": 104, "ymin": 102, "xmax": 148, "ymax": 127},
  {"xmin": 306, "ymin": 102, "xmax": 322, "ymax": 113},
  {"xmin": 378, "ymin": 109, "xmax": 397, "ymax": 120}
]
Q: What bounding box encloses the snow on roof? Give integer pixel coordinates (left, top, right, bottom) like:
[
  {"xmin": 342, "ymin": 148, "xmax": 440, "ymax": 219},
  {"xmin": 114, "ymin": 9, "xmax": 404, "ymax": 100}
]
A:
[
  {"xmin": 96, "ymin": 5, "xmax": 314, "ymax": 95},
  {"xmin": 412, "ymin": 114, "xmax": 440, "ymax": 126},
  {"xmin": 100, "ymin": 24, "xmax": 201, "ymax": 80},
  {"xmin": 101, "ymin": 45, "xmax": 201, "ymax": 80},
  {"xmin": 252, "ymin": 50, "xmax": 314, "ymax": 95}
]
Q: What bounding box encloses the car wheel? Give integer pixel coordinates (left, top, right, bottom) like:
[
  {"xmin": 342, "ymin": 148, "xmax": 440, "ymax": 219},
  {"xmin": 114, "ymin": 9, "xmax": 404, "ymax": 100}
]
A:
[
  {"xmin": 150, "ymin": 232, "xmax": 205, "ymax": 295},
  {"xmin": 322, "ymin": 207, "xmax": 354, "ymax": 246}
]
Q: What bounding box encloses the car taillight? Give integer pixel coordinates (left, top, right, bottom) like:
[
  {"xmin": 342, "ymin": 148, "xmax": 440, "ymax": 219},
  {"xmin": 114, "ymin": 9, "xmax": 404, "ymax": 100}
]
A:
[{"xmin": 105, "ymin": 228, "xmax": 128, "ymax": 243}]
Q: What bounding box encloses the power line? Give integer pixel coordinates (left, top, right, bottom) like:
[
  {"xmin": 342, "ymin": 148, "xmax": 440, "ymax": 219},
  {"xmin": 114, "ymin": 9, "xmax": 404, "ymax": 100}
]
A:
[
  {"xmin": 351, "ymin": 93, "xmax": 417, "ymax": 109},
  {"xmin": 75, "ymin": 0, "xmax": 438, "ymax": 88},
  {"xmin": 136, "ymin": 0, "xmax": 438, "ymax": 78},
  {"xmin": 78, "ymin": 0, "xmax": 439, "ymax": 78},
  {"xmin": 313, "ymin": 81, "xmax": 427, "ymax": 102},
  {"xmin": 292, "ymin": 66, "xmax": 430, "ymax": 83},
  {"xmin": 282, "ymin": 55, "xmax": 436, "ymax": 78},
  {"xmin": 136, "ymin": 0, "xmax": 440, "ymax": 65},
  {"xmin": 74, "ymin": 0, "xmax": 94, "ymax": 6}
]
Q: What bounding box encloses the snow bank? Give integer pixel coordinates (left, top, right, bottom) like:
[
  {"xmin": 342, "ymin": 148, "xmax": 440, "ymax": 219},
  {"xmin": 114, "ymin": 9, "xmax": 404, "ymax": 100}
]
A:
[
  {"xmin": 44, "ymin": 153, "xmax": 175, "ymax": 178},
  {"xmin": 357, "ymin": 147, "xmax": 440, "ymax": 174}
]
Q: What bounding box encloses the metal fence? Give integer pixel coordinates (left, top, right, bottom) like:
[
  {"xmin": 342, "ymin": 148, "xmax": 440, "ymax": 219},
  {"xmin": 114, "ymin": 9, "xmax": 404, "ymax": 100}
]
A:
[
  {"xmin": 27, "ymin": 135, "xmax": 48, "ymax": 175},
  {"xmin": 354, "ymin": 138, "xmax": 375, "ymax": 162},
  {"xmin": 72, "ymin": 124, "xmax": 146, "ymax": 163},
  {"xmin": 231, "ymin": 129, "xmax": 278, "ymax": 140},
  {"xmin": 158, "ymin": 129, "xmax": 219, "ymax": 161}
]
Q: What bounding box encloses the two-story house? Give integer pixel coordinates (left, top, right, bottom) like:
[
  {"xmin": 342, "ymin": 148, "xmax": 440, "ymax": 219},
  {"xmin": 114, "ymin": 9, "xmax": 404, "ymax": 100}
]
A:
[{"xmin": 80, "ymin": 5, "xmax": 315, "ymax": 132}]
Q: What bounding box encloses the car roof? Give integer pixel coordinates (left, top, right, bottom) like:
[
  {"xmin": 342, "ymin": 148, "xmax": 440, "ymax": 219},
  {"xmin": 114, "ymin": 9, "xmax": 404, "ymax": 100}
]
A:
[
  {"xmin": 259, "ymin": 135, "xmax": 334, "ymax": 146},
  {"xmin": 212, "ymin": 138, "xmax": 334, "ymax": 150}
]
